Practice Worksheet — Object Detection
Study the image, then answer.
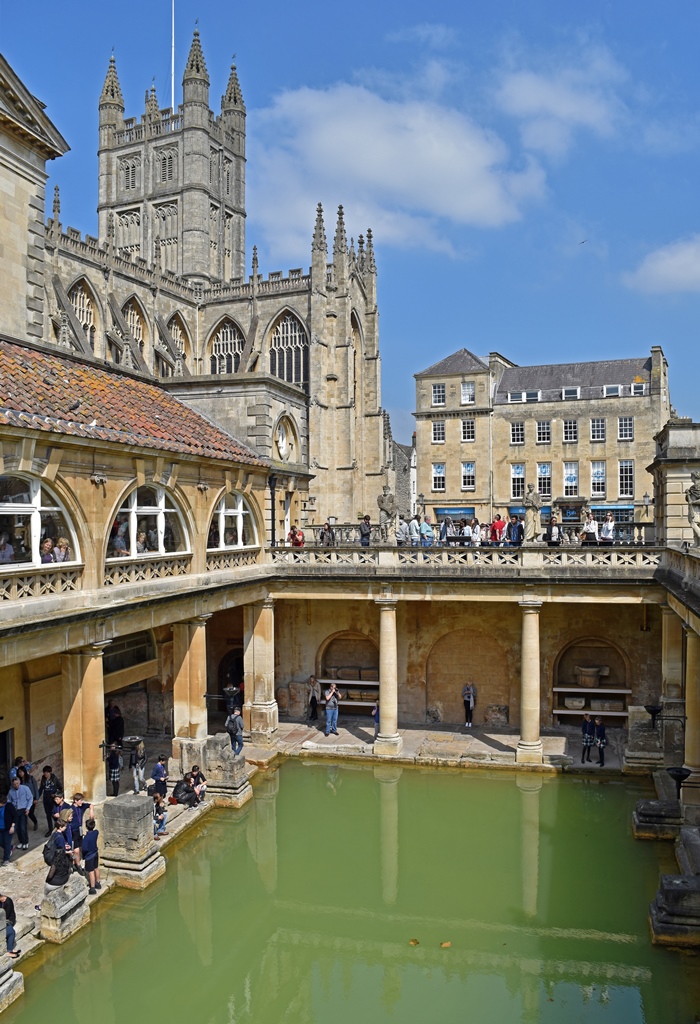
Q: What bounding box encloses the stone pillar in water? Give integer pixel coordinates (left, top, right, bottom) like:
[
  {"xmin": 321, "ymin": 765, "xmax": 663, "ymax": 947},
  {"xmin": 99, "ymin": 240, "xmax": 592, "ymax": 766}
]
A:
[
  {"xmin": 682, "ymin": 628, "xmax": 700, "ymax": 805},
  {"xmin": 516, "ymin": 600, "xmax": 543, "ymax": 765},
  {"xmin": 0, "ymin": 909, "xmax": 23, "ymax": 1009},
  {"xmin": 170, "ymin": 735, "xmax": 253, "ymax": 808},
  {"xmin": 244, "ymin": 599, "xmax": 279, "ymax": 743},
  {"xmin": 40, "ymin": 875, "xmax": 90, "ymax": 943},
  {"xmin": 374, "ymin": 596, "xmax": 403, "ymax": 757},
  {"xmin": 62, "ymin": 642, "xmax": 110, "ymax": 803},
  {"xmin": 100, "ymin": 794, "xmax": 166, "ymax": 888},
  {"xmin": 517, "ymin": 775, "xmax": 541, "ymax": 919},
  {"xmin": 172, "ymin": 616, "xmax": 210, "ymax": 743},
  {"xmin": 375, "ymin": 764, "xmax": 401, "ymax": 905}
]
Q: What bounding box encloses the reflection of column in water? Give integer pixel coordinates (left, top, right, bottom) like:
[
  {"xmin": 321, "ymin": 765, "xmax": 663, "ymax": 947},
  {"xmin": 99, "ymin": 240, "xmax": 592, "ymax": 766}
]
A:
[
  {"xmin": 374, "ymin": 765, "xmax": 402, "ymax": 906},
  {"xmin": 517, "ymin": 775, "xmax": 542, "ymax": 920},
  {"xmin": 381, "ymin": 963, "xmax": 402, "ymax": 1015},
  {"xmin": 177, "ymin": 842, "xmax": 213, "ymax": 965},
  {"xmin": 247, "ymin": 769, "xmax": 279, "ymax": 893},
  {"xmin": 520, "ymin": 961, "xmax": 541, "ymax": 1024}
]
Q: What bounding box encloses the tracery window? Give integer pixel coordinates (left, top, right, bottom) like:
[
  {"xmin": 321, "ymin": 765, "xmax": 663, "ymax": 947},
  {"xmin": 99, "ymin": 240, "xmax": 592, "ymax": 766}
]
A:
[
  {"xmin": 207, "ymin": 492, "xmax": 257, "ymax": 550},
  {"xmin": 0, "ymin": 476, "xmax": 79, "ymax": 567},
  {"xmin": 120, "ymin": 158, "xmax": 139, "ymax": 191},
  {"xmin": 210, "ymin": 319, "xmax": 244, "ymax": 374},
  {"xmin": 122, "ymin": 299, "xmax": 146, "ymax": 349},
  {"xmin": 116, "ymin": 210, "xmax": 141, "ymax": 254},
  {"xmin": 167, "ymin": 315, "xmax": 190, "ymax": 363},
  {"xmin": 68, "ymin": 282, "xmax": 97, "ymax": 350},
  {"xmin": 269, "ymin": 313, "xmax": 308, "ymax": 386},
  {"xmin": 107, "ymin": 486, "xmax": 188, "ymax": 560},
  {"xmin": 158, "ymin": 150, "xmax": 174, "ymax": 183}
]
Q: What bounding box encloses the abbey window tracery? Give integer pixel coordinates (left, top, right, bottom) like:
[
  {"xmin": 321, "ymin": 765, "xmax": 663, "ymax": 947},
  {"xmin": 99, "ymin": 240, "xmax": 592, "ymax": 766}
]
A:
[
  {"xmin": 68, "ymin": 282, "xmax": 97, "ymax": 350},
  {"xmin": 270, "ymin": 314, "xmax": 308, "ymax": 387},
  {"xmin": 122, "ymin": 298, "xmax": 147, "ymax": 349},
  {"xmin": 116, "ymin": 210, "xmax": 141, "ymax": 255},
  {"xmin": 210, "ymin": 319, "xmax": 244, "ymax": 374}
]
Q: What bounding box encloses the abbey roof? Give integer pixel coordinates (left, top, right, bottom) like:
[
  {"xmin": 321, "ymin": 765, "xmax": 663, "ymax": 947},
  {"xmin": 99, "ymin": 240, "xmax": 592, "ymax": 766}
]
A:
[{"xmin": 0, "ymin": 339, "xmax": 265, "ymax": 465}]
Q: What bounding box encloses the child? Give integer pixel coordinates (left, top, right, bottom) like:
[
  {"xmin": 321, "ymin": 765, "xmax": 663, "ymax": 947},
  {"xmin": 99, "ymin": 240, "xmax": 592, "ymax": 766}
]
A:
[
  {"xmin": 153, "ymin": 793, "xmax": 168, "ymax": 838},
  {"xmin": 581, "ymin": 713, "xmax": 595, "ymax": 763},
  {"xmin": 594, "ymin": 717, "xmax": 607, "ymax": 767},
  {"xmin": 82, "ymin": 819, "xmax": 101, "ymax": 895},
  {"xmin": 71, "ymin": 793, "xmax": 94, "ymax": 868}
]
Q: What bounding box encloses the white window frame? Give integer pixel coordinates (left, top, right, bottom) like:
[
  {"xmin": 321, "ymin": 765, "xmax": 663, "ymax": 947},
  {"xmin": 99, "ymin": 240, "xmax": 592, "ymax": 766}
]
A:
[
  {"xmin": 0, "ymin": 475, "xmax": 79, "ymax": 568},
  {"xmin": 432, "ymin": 420, "xmax": 446, "ymax": 444},
  {"xmin": 536, "ymin": 420, "xmax": 551, "ymax": 444},
  {"xmin": 432, "ymin": 383, "xmax": 446, "ymax": 407},
  {"xmin": 604, "ymin": 385, "xmax": 621, "ymax": 397},
  {"xmin": 563, "ymin": 419, "xmax": 578, "ymax": 443},
  {"xmin": 562, "ymin": 387, "xmax": 580, "ymax": 400},
  {"xmin": 525, "ymin": 390, "xmax": 541, "ymax": 403},
  {"xmin": 461, "ymin": 381, "xmax": 475, "ymax": 405},
  {"xmin": 461, "ymin": 462, "xmax": 476, "ymax": 491},
  {"xmin": 461, "ymin": 418, "xmax": 475, "ymax": 443},
  {"xmin": 632, "ymin": 382, "xmax": 646, "ymax": 397},
  {"xmin": 107, "ymin": 486, "xmax": 189, "ymax": 561},
  {"xmin": 590, "ymin": 418, "xmax": 606, "ymax": 442},
  {"xmin": 511, "ymin": 463, "xmax": 525, "ymax": 500},
  {"xmin": 207, "ymin": 493, "xmax": 258, "ymax": 550},
  {"xmin": 536, "ymin": 462, "xmax": 552, "ymax": 499},
  {"xmin": 619, "ymin": 460, "xmax": 634, "ymax": 498},
  {"xmin": 508, "ymin": 391, "xmax": 524, "ymax": 404},
  {"xmin": 618, "ymin": 416, "xmax": 634, "ymax": 441},
  {"xmin": 510, "ymin": 421, "xmax": 525, "ymax": 445},
  {"xmin": 591, "ymin": 460, "xmax": 606, "ymax": 497},
  {"xmin": 564, "ymin": 461, "xmax": 579, "ymax": 497},
  {"xmin": 431, "ymin": 463, "xmax": 446, "ymax": 492}
]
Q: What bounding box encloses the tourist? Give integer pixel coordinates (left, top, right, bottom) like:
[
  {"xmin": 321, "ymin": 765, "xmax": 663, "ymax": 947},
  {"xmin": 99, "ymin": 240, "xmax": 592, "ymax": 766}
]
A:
[
  {"xmin": 459, "ymin": 519, "xmax": 472, "ymax": 545},
  {"xmin": 53, "ymin": 536, "xmax": 72, "ymax": 562},
  {"xmin": 51, "ymin": 791, "xmax": 70, "ymax": 827},
  {"xmin": 226, "ymin": 707, "xmax": 244, "ymax": 755},
  {"xmin": 287, "ymin": 525, "xmax": 305, "ymax": 547},
  {"xmin": 106, "ymin": 744, "xmax": 123, "ymax": 797},
  {"xmin": 462, "ymin": 682, "xmax": 477, "ymax": 728},
  {"xmin": 71, "ymin": 794, "xmax": 94, "ymax": 868},
  {"xmin": 39, "ymin": 766, "xmax": 62, "ymax": 836},
  {"xmin": 408, "ymin": 515, "xmax": 421, "ymax": 546},
  {"xmin": 151, "ymin": 755, "xmax": 169, "ymax": 797},
  {"xmin": 0, "ymin": 533, "xmax": 14, "ymax": 562},
  {"xmin": 9, "ymin": 756, "xmax": 30, "ymax": 782},
  {"xmin": 439, "ymin": 516, "xmax": 455, "ymax": 545},
  {"xmin": 319, "ymin": 522, "xmax": 336, "ymax": 546},
  {"xmin": 470, "ymin": 518, "xmax": 481, "ymax": 547},
  {"xmin": 580, "ymin": 513, "xmax": 599, "ymax": 546},
  {"xmin": 544, "ymin": 515, "xmax": 564, "ymax": 547},
  {"xmin": 489, "ymin": 515, "xmax": 506, "ymax": 546},
  {"xmin": 82, "ymin": 819, "xmax": 101, "ymax": 894},
  {"xmin": 419, "ymin": 516, "xmax": 434, "ymax": 547},
  {"xmin": 7, "ymin": 776, "xmax": 33, "ymax": 850},
  {"xmin": 581, "ymin": 713, "xmax": 595, "ymax": 763},
  {"xmin": 599, "ymin": 512, "xmax": 615, "ymax": 545},
  {"xmin": 396, "ymin": 515, "xmax": 410, "ymax": 546},
  {"xmin": 172, "ymin": 775, "xmax": 198, "ymax": 810},
  {"xmin": 505, "ymin": 515, "xmax": 524, "ymax": 547},
  {"xmin": 324, "ymin": 681, "xmax": 344, "ymax": 736},
  {"xmin": 153, "ymin": 793, "xmax": 168, "ymax": 839},
  {"xmin": 44, "ymin": 820, "xmax": 73, "ymax": 894},
  {"xmin": 307, "ymin": 674, "xmax": 321, "ymax": 721},
  {"xmin": 190, "ymin": 765, "xmax": 207, "ymax": 801},
  {"xmin": 40, "ymin": 537, "xmax": 55, "ymax": 563},
  {"xmin": 105, "ymin": 700, "xmax": 125, "ymax": 746},
  {"xmin": 136, "ymin": 530, "xmax": 148, "ymax": 553},
  {"xmin": 129, "ymin": 740, "xmax": 147, "ymax": 794},
  {"xmin": 359, "ymin": 515, "xmax": 372, "ymax": 547},
  {"xmin": 594, "ymin": 717, "xmax": 607, "ymax": 766},
  {"xmin": 16, "ymin": 766, "xmax": 38, "ymax": 832},
  {"xmin": 0, "ymin": 892, "xmax": 19, "ymax": 959},
  {"xmin": 372, "ymin": 698, "xmax": 380, "ymax": 741},
  {"xmin": 480, "ymin": 522, "xmax": 489, "ymax": 546},
  {"xmin": 0, "ymin": 793, "xmax": 16, "ymax": 865}
]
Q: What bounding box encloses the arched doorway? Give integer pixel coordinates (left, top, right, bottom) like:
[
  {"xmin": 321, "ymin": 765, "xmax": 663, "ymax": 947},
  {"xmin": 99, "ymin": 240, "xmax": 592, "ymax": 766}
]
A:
[
  {"xmin": 425, "ymin": 629, "xmax": 513, "ymax": 727},
  {"xmin": 209, "ymin": 648, "xmax": 244, "ymax": 732}
]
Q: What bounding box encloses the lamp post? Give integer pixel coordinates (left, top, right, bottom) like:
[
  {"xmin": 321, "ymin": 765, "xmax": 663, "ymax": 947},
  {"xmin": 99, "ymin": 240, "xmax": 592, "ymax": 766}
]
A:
[{"xmin": 418, "ymin": 493, "xmax": 425, "ymax": 515}]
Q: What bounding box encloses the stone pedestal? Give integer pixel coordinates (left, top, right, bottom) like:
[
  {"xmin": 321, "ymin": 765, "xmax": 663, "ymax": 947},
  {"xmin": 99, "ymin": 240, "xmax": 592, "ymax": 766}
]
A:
[
  {"xmin": 0, "ymin": 910, "xmax": 23, "ymax": 1010},
  {"xmin": 101, "ymin": 795, "xmax": 166, "ymax": 889},
  {"xmin": 632, "ymin": 799, "xmax": 683, "ymax": 840},
  {"xmin": 170, "ymin": 734, "xmax": 253, "ymax": 807},
  {"xmin": 40, "ymin": 874, "xmax": 90, "ymax": 943},
  {"xmin": 649, "ymin": 874, "xmax": 700, "ymax": 947},
  {"xmin": 623, "ymin": 706, "xmax": 665, "ymax": 773}
]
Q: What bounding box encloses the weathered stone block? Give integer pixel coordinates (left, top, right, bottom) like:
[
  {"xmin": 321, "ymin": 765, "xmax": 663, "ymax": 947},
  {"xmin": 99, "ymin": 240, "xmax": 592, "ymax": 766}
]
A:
[
  {"xmin": 101, "ymin": 794, "xmax": 165, "ymax": 889},
  {"xmin": 650, "ymin": 874, "xmax": 700, "ymax": 946},
  {"xmin": 676, "ymin": 827, "xmax": 700, "ymax": 876},
  {"xmin": 0, "ymin": 909, "xmax": 24, "ymax": 1010},
  {"xmin": 632, "ymin": 799, "xmax": 683, "ymax": 840},
  {"xmin": 170, "ymin": 734, "xmax": 252, "ymax": 807},
  {"xmin": 484, "ymin": 704, "xmax": 509, "ymax": 726},
  {"xmin": 40, "ymin": 874, "xmax": 90, "ymax": 943}
]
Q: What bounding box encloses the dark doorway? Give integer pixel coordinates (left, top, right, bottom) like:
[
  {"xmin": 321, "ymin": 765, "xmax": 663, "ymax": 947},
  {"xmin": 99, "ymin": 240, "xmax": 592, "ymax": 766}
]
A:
[
  {"xmin": 0, "ymin": 729, "xmax": 14, "ymax": 793},
  {"xmin": 209, "ymin": 648, "xmax": 244, "ymax": 733}
]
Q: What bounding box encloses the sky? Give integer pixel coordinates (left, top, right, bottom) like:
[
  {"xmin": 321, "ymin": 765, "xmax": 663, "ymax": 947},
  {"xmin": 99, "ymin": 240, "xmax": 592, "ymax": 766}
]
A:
[{"xmin": 2, "ymin": 0, "xmax": 700, "ymax": 441}]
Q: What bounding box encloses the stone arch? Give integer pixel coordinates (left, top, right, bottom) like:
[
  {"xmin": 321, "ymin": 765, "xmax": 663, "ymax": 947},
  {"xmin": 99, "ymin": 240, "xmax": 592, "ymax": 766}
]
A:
[
  {"xmin": 121, "ymin": 294, "xmax": 150, "ymax": 350},
  {"xmin": 315, "ymin": 630, "xmax": 379, "ymax": 679},
  {"xmin": 425, "ymin": 628, "xmax": 513, "ymax": 726},
  {"xmin": 266, "ymin": 307, "xmax": 309, "ymax": 387},
  {"xmin": 207, "ymin": 316, "xmax": 245, "ymax": 374},
  {"xmin": 66, "ymin": 276, "xmax": 103, "ymax": 351},
  {"xmin": 553, "ymin": 635, "xmax": 630, "ymax": 691}
]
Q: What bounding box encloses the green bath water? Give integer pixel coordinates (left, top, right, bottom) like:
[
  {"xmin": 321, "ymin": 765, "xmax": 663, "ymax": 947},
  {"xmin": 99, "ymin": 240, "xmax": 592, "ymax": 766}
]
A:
[{"xmin": 7, "ymin": 762, "xmax": 699, "ymax": 1023}]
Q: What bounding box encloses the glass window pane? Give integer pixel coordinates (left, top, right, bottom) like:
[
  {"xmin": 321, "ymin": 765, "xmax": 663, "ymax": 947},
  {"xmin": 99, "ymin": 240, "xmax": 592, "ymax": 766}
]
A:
[
  {"xmin": 40, "ymin": 512, "xmax": 75, "ymax": 561},
  {"xmin": 0, "ymin": 513, "xmax": 32, "ymax": 563},
  {"xmin": 163, "ymin": 512, "xmax": 185, "ymax": 552},
  {"xmin": 108, "ymin": 515, "xmax": 131, "ymax": 558},
  {"xmin": 137, "ymin": 515, "xmax": 159, "ymax": 551},
  {"xmin": 224, "ymin": 493, "xmax": 241, "ymax": 511},
  {"xmin": 0, "ymin": 477, "xmax": 32, "ymax": 504},
  {"xmin": 136, "ymin": 486, "xmax": 158, "ymax": 507}
]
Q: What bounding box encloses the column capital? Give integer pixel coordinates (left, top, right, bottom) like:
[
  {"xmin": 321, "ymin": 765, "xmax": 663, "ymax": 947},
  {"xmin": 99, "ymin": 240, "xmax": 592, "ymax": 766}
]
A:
[
  {"xmin": 175, "ymin": 614, "xmax": 212, "ymax": 628},
  {"xmin": 661, "ymin": 604, "xmax": 679, "ymax": 617},
  {"xmin": 519, "ymin": 600, "xmax": 542, "ymax": 613},
  {"xmin": 375, "ymin": 597, "xmax": 398, "ymax": 610},
  {"xmin": 75, "ymin": 640, "xmax": 112, "ymax": 657}
]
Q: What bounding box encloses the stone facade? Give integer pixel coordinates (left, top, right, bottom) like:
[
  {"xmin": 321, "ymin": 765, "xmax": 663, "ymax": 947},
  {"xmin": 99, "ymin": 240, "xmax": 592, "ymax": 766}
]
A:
[{"xmin": 650, "ymin": 419, "xmax": 700, "ymax": 547}]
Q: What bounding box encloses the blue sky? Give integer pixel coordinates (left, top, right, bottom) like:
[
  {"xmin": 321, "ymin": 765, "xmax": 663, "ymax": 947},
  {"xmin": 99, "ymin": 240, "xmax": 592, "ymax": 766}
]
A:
[{"xmin": 2, "ymin": 0, "xmax": 700, "ymax": 440}]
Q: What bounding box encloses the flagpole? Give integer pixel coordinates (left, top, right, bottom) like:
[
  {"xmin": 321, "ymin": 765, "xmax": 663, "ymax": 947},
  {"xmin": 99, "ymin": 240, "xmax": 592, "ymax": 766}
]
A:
[{"xmin": 171, "ymin": 0, "xmax": 175, "ymax": 112}]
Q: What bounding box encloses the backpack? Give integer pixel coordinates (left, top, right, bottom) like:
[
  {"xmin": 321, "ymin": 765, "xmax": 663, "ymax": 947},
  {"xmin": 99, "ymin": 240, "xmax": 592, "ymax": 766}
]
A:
[
  {"xmin": 225, "ymin": 714, "xmax": 237, "ymax": 735},
  {"xmin": 43, "ymin": 833, "xmax": 58, "ymax": 866}
]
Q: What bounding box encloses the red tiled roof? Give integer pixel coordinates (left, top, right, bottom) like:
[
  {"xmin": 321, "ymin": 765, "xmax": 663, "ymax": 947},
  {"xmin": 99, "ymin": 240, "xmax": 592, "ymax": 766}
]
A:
[{"xmin": 0, "ymin": 340, "xmax": 266, "ymax": 466}]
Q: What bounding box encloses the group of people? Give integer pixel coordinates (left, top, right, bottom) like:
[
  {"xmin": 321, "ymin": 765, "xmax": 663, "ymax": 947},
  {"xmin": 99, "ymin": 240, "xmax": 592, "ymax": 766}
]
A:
[
  {"xmin": 0, "ymin": 533, "xmax": 71, "ymax": 564},
  {"xmin": 581, "ymin": 714, "xmax": 608, "ymax": 765}
]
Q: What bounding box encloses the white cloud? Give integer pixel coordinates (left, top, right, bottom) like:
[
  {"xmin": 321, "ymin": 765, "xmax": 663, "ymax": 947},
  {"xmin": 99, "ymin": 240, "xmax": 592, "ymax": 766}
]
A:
[
  {"xmin": 623, "ymin": 236, "xmax": 700, "ymax": 293},
  {"xmin": 386, "ymin": 23, "xmax": 458, "ymax": 50},
  {"xmin": 248, "ymin": 83, "xmax": 545, "ymax": 263},
  {"xmin": 495, "ymin": 44, "xmax": 627, "ymax": 158}
]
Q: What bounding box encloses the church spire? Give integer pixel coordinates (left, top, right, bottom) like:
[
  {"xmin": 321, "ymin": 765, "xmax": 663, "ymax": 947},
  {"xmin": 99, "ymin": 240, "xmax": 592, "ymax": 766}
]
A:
[
  {"xmin": 100, "ymin": 54, "xmax": 124, "ymax": 109},
  {"xmin": 146, "ymin": 83, "xmax": 159, "ymax": 121},
  {"xmin": 183, "ymin": 28, "xmax": 209, "ymax": 84},
  {"xmin": 222, "ymin": 60, "xmax": 245, "ymax": 112},
  {"xmin": 365, "ymin": 228, "xmax": 376, "ymax": 274},
  {"xmin": 357, "ymin": 233, "xmax": 365, "ymax": 271},
  {"xmin": 312, "ymin": 203, "xmax": 327, "ymax": 253},
  {"xmin": 333, "ymin": 205, "xmax": 347, "ymax": 256}
]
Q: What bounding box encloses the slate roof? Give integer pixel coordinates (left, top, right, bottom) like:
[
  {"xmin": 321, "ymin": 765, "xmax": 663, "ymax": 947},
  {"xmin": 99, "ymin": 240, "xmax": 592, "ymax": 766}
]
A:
[
  {"xmin": 0, "ymin": 339, "xmax": 265, "ymax": 465},
  {"xmin": 415, "ymin": 349, "xmax": 489, "ymax": 378},
  {"xmin": 495, "ymin": 357, "xmax": 652, "ymax": 404}
]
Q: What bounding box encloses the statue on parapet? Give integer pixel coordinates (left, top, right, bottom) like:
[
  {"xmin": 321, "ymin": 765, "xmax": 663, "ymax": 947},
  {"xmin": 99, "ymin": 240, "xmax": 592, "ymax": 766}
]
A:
[
  {"xmin": 523, "ymin": 483, "xmax": 542, "ymax": 542},
  {"xmin": 377, "ymin": 485, "xmax": 397, "ymax": 542},
  {"xmin": 685, "ymin": 471, "xmax": 700, "ymax": 547}
]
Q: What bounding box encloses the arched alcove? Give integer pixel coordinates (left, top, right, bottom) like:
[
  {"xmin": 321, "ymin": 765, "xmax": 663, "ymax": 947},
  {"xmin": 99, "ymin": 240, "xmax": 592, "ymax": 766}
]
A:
[
  {"xmin": 315, "ymin": 631, "xmax": 378, "ymax": 679},
  {"xmin": 552, "ymin": 635, "xmax": 631, "ymax": 724}
]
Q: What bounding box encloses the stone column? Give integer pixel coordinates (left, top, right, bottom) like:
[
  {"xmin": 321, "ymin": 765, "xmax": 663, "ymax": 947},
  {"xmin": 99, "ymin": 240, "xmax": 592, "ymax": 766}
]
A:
[
  {"xmin": 62, "ymin": 642, "xmax": 110, "ymax": 802},
  {"xmin": 516, "ymin": 600, "xmax": 543, "ymax": 765},
  {"xmin": 243, "ymin": 599, "xmax": 279, "ymax": 743},
  {"xmin": 682, "ymin": 628, "xmax": 700, "ymax": 805},
  {"xmin": 374, "ymin": 597, "xmax": 403, "ymax": 757},
  {"xmin": 661, "ymin": 606, "xmax": 685, "ymax": 762},
  {"xmin": 172, "ymin": 616, "xmax": 210, "ymax": 743}
]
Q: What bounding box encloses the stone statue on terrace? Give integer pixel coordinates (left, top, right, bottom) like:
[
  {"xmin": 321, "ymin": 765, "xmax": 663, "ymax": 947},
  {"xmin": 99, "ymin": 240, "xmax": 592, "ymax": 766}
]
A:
[
  {"xmin": 377, "ymin": 485, "xmax": 397, "ymax": 542},
  {"xmin": 523, "ymin": 483, "xmax": 542, "ymax": 542},
  {"xmin": 685, "ymin": 471, "xmax": 700, "ymax": 546}
]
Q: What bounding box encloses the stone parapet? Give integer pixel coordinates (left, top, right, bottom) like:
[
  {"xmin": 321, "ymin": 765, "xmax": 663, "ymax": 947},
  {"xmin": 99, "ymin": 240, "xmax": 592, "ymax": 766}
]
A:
[
  {"xmin": 170, "ymin": 734, "xmax": 253, "ymax": 807},
  {"xmin": 0, "ymin": 909, "xmax": 24, "ymax": 1010},
  {"xmin": 101, "ymin": 795, "xmax": 166, "ymax": 889},
  {"xmin": 40, "ymin": 874, "xmax": 90, "ymax": 943}
]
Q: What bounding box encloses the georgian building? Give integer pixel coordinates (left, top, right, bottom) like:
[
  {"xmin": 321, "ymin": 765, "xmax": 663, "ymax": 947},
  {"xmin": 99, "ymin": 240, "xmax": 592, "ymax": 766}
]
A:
[{"xmin": 414, "ymin": 347, "xmax": 670, "ymax": 538}]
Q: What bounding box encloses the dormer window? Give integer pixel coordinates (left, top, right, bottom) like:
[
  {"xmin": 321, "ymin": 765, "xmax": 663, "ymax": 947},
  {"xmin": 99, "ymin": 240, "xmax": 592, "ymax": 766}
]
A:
[
  {"xmin": 525, "ymin": 390, "xmax": 540, "ymax": 403},
  {"xmin": 632, "ymin": 383, "xmax": 646, "ymax": 396},
  {"xmin": 604, "ymin": 385, "xmax": 621, "ymax": 397},
  {"xmin": 562, "ymin": 387, "xmax": 580, "ymax": 400},
  {"xmin": 508, "ymin": 392, "xmax": 524, "ymax": 403}
]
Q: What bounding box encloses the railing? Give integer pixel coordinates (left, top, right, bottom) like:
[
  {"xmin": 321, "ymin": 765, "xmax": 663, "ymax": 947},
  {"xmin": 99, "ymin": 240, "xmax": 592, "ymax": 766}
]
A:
[
  {"xmin": 271, "ymin": 547, "xmax": 380, "ymax": 567},
  {"xmin": 661, "ymin": 546, "xmax": 700, "ymax": 596},
  {"xmin": 206, "ymin": 548, "xmax": 260, "ymax": 571},
  {"xmin": 0, "ymin": 564, "xmax": 84, "ymax": 601},
  {"xmin": 103, "ymin": 554, "xmax": 191, "ymax": 586}
]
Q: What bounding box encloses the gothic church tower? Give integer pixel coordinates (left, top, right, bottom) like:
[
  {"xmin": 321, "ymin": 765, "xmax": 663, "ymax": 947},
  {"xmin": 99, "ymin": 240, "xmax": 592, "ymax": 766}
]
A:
[{"xmin": 97, "ymin": 30, "xmax": 246, "ymax": 284}]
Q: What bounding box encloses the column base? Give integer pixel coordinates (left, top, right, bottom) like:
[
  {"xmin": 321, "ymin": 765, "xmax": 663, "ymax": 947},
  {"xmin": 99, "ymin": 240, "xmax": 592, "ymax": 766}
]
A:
[
  {"xmin": 516, "ymin": 741, "xmax": 543, "ymax": 765},
  {"xmin": 681, "ymin": 768, "xmax": 700, "ymax": 806},
  {"xmin": 250, "ymin": 701, "xmax": 279, "ymax": 744},
  {"xmin": 373, "ymin": 733, "xmax": 403, "ymax": 757}
]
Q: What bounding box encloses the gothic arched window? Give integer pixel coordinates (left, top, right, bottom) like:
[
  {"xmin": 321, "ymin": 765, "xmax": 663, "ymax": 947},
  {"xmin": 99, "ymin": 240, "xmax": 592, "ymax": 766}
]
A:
[
  {"xmin": 68, "ymin": 281, "xmax": 98, "ymax": 351},
  {"xmin": 0, "ymin": 475, "xmax": 79, "ymax": 567},
  {"xmin": 122, "ymin": 298, "xmax": 147, "ymax": 349},
  {"xmin": 167, "ymin": 314, "xmax": 190, "ymax": 365},
  {"xmin": 209, "ymin": 319, "xmax": 244, "ymax": 374},
  {"xmin": 269, "ymin": 313, "xmax": 308, "ymax": 386}
]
